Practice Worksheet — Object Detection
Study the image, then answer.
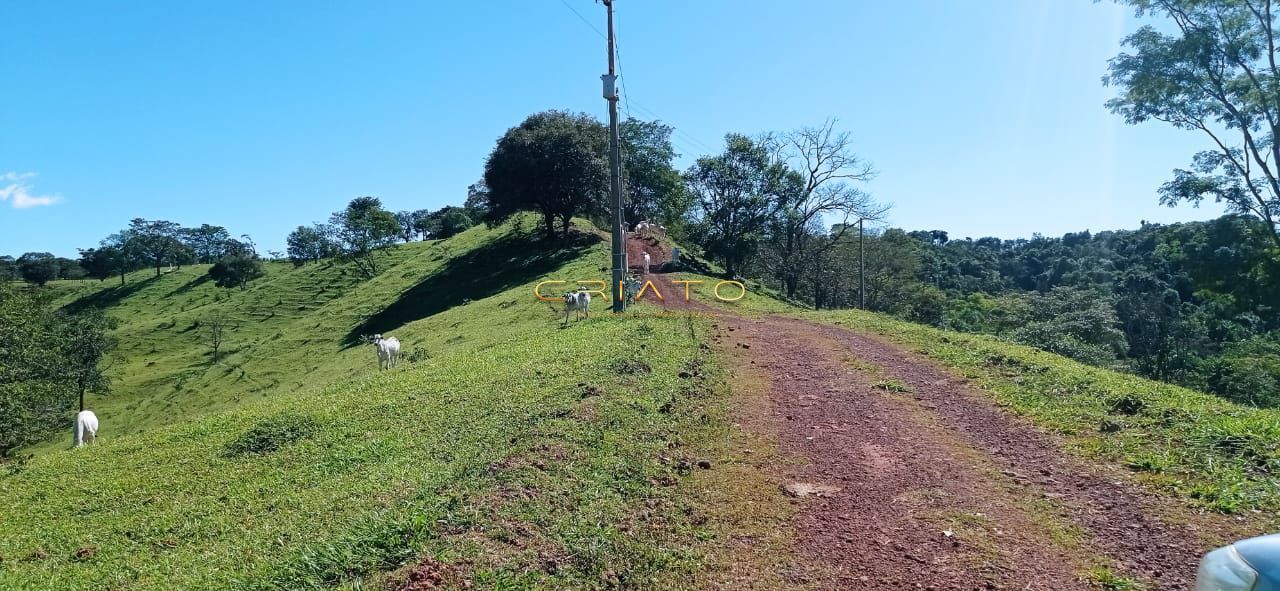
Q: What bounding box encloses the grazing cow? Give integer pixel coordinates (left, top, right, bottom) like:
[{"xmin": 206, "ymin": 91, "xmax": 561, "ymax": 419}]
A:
[
  {"xmin": 563, "ymin": 290, "xmax": 591, "ymax": 325},
  {"xmin": 642, "ymin": 251, "xmax": 651, "ymax": 275},
  {"xmin": 74, "ymin": 410, "xmax": 98, "ymax": 448},
  {"xmin": 633, "ymin": 220, "xmax": 652, "ymax": 233},
  {"xmin": 371, "ymin": 334, "xmax": 401, "ymax": 370}
]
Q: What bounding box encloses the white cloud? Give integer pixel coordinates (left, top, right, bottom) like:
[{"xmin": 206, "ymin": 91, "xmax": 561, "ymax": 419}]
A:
[{"xmin": 0, "ymin": 171, "xmax": 60, "ymax": 209}]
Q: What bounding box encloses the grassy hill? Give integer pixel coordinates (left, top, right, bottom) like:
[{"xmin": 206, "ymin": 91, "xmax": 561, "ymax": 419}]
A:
[
  {"xmin": 8, "ymin": 215, "xmax": 1277, "ymax": 589},
  {"xmin": 29, "ymin": 218, "xmax": 598, "ymax": 450},
  {"xmin": 0, "ymin": 217, "xmax": 785, "ymax": 589}
]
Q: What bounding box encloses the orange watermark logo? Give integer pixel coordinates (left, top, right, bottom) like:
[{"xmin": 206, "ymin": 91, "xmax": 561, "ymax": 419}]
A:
[{"xmin": 534, "ymin": 279, "xmax": 747, "ymax": 302}]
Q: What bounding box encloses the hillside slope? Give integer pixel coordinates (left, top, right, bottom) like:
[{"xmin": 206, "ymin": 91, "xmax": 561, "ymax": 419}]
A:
[
  {"xmin": 11, "ymin": 225, "xmax": 1276, "ymax": 590},
  {"xmin": 1, "ymin": 219, "xmax": 787, "ymax": 590},
  {"xmin": 31, "ymin": 218, "xmax": 596, "ymax": 450}
]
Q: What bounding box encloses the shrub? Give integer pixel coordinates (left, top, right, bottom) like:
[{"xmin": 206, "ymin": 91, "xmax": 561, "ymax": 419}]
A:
[
  {"xmin": 223, "ymin": 414, "xmax": 320, "ymax": 456},
  {"xmin": 1207, "ymin": 335, "xmax": 1280, "ymax": 408}
]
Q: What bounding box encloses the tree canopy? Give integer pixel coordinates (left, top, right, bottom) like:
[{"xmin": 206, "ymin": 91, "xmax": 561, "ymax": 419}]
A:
[
  {"xmin": 620, "ymin": 118, "xmax": 689, "ymax": 229},
  {"xmin": 1106, "ymin": 0, "xmax": 1280, "ymax": 248},
  {"xmin": 686, "ymin": 134, "xmax": 790, "ymax": 277},
  {"xmin": 484, "ymin": 110, "xmax": 609, "ymax": 238},
  {"xmin": 17, "ymin": 252, "xmax": 59, "ymax": 286},
  {"xmin": 0, "ymin": 283, "xmax": 116, "ymax": 455}
]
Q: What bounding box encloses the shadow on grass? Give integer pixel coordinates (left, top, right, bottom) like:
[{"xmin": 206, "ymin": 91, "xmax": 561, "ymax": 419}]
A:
[
  {"xmin": 343, "ymin": 228, "xmax": 599, "ymax": 346},
  {"xmin": 60, "ymin": 276, "xmax": 161, "ymax": 314},
  {"xmin": 166, "ymin": 274, "xmax": 212, "ymax": 298}
]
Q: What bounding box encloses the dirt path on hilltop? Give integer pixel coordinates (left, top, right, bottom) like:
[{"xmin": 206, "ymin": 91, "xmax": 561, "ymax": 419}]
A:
[{"xmin": 628, "ymin": 236, "xmax": 1246, "ymax": 590}]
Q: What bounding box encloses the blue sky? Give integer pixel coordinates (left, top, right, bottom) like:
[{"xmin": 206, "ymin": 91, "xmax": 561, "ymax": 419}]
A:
[{"xmin": 1, "ymin": 0, "xmax": 1225, "ymax": 257}]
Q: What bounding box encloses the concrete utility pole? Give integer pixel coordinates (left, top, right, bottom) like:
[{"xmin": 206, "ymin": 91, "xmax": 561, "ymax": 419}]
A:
[{"xmin": 602, "ymin": 0, "xmax": 626, "ymax": 313}]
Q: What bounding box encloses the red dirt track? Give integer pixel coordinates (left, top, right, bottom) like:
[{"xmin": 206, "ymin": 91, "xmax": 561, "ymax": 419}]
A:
[{"xmin": 628, "ymin": 236, "xmax": 1253, "ymax": 591}]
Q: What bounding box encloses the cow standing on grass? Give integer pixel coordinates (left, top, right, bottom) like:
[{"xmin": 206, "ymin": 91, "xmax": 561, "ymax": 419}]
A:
[
  {"xmin": 74, "ymin": 410, "xmax": 98, "ymax": 448},
  {"xmin": 370, "ymin": 334, "xmax": 401, "ymax": 370},
  {"xmin": 563, "ymin": 290, "xmax": 591, "ymax": 326}
]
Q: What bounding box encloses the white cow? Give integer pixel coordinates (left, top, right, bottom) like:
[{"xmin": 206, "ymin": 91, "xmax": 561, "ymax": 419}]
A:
[
  {"xmin": 563, "ymin": 290, "xmax": 591, "ymax": 326},
  {"xmin": 642, "ymin": 251, "xmax": 651, "ymax": 275},
  {"xmin": 371, "ymin": 334, "xmax": 401, "ymax": 370},
  {"xmin": 74, "ymin": 410, "xmax": 98, "ymax": 448}
]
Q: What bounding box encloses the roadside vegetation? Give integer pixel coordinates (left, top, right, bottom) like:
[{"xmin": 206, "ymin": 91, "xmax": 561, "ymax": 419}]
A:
[{"xmin": 806, "ymin": 309, "xmax": 1280, "ymax": 520}]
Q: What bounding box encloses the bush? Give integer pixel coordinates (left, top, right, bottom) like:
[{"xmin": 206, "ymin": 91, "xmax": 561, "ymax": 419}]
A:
[
  {"xmin": 1207, "ymin": 335, "xmax": 1280, "ymax": 408},
  {"xmin": 208, "ymin": 254, "xmax": 264, "ymax": 289},
  {"xmin": 223, "ymin": 414, "xmax": 320, "ymax": 456},
  {"xmin": 996, "ymin": 287, "xmax": 1127, "ymax": 366}
]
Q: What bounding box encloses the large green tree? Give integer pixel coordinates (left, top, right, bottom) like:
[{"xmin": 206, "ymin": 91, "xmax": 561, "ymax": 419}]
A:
[
  {"xmin": 1105, "ymin": 0, "xmax": 1280, "ymax": 248},
  {"xmin": 0, "ymin": 283, "xmax": 116, "ymax": 455},
  {"xmin": 620, "ymin": 118, "xmax": 689, "ymax": 229},
  {"xmin": 208, "ymin": 254, "xmax": 264, "ymax": 289},
  {"xmin": 329, "ymin": 197, "xmax": 402, "ymax": 277},
  {"xmin": 484, "ymin": 110, "xmax": 609, "ymax": 238},
  {"xmin": 55, "ymin": 309, "xmax": 118, "ymax": 412},
  {"xmin": 0, "ymin": 256, "xmax": 16, "ymax": 282},
  {"xmin": 127, "ymin": 219, "xmax": 192, "ymax": 276},
  {"xmin": 285, "ymin": 224, "xmax": 337, "ymax": 266},
  {"xmin": 180, "ymin": 224, "xmax": 234, "ymax": 263},
  {"xmin": 463, "ymin": 181, "xmax": 490, "ymax": 223},
  {"xmin": 78, "ymin": 247, "xmax": 122, "ymax": 283},
  {"xmin": 17, "ymin": 252, "xmax": 58, "ymax": 286},
  {"xmin": 686, "ymin": 134, "xmax": 789, "ymax": 277},
  {"xmin": 393, "ymin": 211, "xmax": 419, "ymax": 243}
]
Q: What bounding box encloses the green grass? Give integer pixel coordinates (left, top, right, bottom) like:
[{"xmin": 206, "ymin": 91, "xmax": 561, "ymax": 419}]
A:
[
  {"xmin": 872, "ymin": 378, "xmax": 912, "ymax": 393},
  {"xmin": 803, "ymin": 309, "xmax": 1280, "ymax": 519},
  {"xmin": 0, "ymin": 217, "xmax": 748, "ymax": 589},
  {"xmin": 1087, "ymin": 566, "xmax": 1146, "ymax": 591},
  {"xmin": 27, "ymin": 217, "xmax": 596, "ymax": 451}
]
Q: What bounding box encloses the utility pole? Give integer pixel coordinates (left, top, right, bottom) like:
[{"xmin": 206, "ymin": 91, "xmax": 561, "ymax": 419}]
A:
[
  {"xmin": 602, "ymin": 0, "xmax": 626, "ymax": 313},
  {"xmin": 859, "ymin": 217, "xmax": 865, "ymax": 309}
]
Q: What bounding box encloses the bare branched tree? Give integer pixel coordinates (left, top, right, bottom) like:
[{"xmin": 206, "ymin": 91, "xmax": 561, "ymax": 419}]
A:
[
  {"xmin": 206, "ymin": 313, "xmax": 231, "ymax": 364},
  {"xmin": 766, "ymin": 119, "xmax": 890, "ymax": 297}
]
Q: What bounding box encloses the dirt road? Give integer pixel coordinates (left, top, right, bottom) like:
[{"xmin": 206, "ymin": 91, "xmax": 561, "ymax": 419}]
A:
[{"xmin": 627, "ymin": 236, "xmax": 1238, "ymax": 590}]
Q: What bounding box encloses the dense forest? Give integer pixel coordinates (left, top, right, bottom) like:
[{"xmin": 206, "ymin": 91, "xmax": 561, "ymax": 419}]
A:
[{"xmin": 741, "ymin": 214, "xmax": 1280, "ymax": 408}]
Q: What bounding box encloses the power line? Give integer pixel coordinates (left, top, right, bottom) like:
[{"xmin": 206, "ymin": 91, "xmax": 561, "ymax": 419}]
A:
[
  {"xmin": 626, "ymin": 99, "xmax": 717, "ymax": 155},
  {"xmin": 611, "ymin": 9, "xmax": 633, "ymax": 119},
  {"xmin": 557, "ymin": 0, "xmax": 605, "ymax": 38},
  {"xmin": 560, "ymin": 0, "xmax": 715, "ymax": 159}
]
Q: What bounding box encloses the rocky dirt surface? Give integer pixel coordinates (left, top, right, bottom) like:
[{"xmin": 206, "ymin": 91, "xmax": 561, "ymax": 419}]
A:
[
  {"xmin": 630, "ymin": 236, "xmax": 1245, "ymax": 590},
  {"xmin": 716, "ymin": 315, "xmax": 1092, "ymax": 590}
]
